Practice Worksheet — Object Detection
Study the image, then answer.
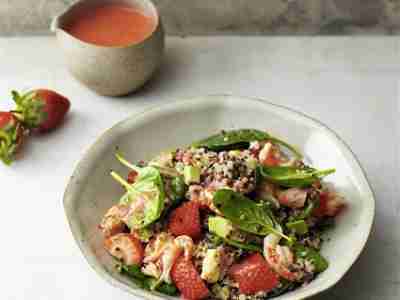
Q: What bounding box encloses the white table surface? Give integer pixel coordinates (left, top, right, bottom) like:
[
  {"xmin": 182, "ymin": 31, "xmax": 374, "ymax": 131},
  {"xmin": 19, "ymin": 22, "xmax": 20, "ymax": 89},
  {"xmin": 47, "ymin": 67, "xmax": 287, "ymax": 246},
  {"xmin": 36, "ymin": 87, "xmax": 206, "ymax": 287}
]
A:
[{"xmin": 0, "ymin": 36, "xmax": 398, "ymax": 300}]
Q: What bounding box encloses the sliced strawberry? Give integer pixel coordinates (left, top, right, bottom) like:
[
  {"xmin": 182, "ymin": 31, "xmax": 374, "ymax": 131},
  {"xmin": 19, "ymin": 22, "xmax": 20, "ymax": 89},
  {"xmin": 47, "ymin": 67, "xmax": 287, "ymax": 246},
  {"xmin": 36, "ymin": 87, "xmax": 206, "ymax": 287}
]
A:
[
  {"xmin": 0, "ymin": 111, "xmax": 24, "ymax": 165},
  {"xmin": 104, "ymin": 233, "xmax": 144, "ymax": 266},
  {"xmin": 313, "ymin": 191, "xmax": 345, "ymax": 217},
  {"xmin": 127, "ymin": 170, "xmax": 138, "ymax": 184},
  {"xmin": 168, "ymin": 201, "xmax": 201, "ymax": 239},
  {"xmin": 229, "ymin": 253, "xmax": 279, "ymax": 295},
  {"xmin": 171, "ymin": 256, "xmax": 209, "ymax": 300},
  {"xmin": 12, "ymin": 89, "xmax": 70, "ymax": 132}
]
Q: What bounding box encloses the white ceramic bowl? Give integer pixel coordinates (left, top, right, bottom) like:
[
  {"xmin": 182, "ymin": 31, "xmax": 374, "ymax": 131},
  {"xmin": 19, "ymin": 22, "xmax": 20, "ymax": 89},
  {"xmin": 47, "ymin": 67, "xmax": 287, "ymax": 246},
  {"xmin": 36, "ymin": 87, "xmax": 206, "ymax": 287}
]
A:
[{"xmin": 64, "ymin": 95, "xmax": 375, "ymax": 300}]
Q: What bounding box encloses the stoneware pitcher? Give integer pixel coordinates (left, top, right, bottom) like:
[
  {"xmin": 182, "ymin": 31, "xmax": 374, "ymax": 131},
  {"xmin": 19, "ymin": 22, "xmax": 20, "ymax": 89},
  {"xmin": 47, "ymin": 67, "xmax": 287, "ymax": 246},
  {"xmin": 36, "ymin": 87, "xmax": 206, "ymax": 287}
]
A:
[{"xmin": 51, "ymin": 0, "xmax": 164, "ymax": 96}]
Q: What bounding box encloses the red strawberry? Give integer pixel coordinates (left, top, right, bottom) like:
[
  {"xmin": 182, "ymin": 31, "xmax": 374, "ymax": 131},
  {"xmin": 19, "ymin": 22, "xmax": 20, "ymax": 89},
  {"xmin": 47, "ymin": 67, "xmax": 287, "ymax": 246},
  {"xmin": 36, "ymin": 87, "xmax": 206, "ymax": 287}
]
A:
[
  {"xmin": 0, "ymin": 112, "xmax": 24, "ymax": 165},
  {"xmin": 171, "ymin": 256, "xmax": 209, "ymax": 300},
  {"xmin": 12, "ymin": 89, "xmax": 70, "ymax": 132},
  {"xmin": 127, "ymin": 170, "xmax": 138, "ymax": 184},
  {"xmin": 229, "ymin": 253, "xmax": 279, "ymax": 295},
  {"xmin": 168, "ymin": 201, "xmax": 201, "ymax": 239},
  {"xmin": 313, "ymin": 191, "xmax": 345, "ymax": 217}
]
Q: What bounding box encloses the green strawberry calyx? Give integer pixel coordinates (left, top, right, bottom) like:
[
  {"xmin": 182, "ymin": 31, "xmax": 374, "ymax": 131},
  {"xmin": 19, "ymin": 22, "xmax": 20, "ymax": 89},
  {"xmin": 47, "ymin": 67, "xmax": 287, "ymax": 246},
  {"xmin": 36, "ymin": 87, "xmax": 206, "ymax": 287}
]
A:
[
  {"xmin": 0, "ymin": 120, "xmax": 22, "ymax": 165},
  {"xmin": 12, "ymin": 90, "xmax": 47, "ymax": 129}
]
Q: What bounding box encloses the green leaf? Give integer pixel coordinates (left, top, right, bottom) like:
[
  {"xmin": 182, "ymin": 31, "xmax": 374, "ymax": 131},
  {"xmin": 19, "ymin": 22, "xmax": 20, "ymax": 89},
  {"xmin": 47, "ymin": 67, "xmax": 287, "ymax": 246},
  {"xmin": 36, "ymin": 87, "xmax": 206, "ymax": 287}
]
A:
[
  {"xmin": 154, "ymin": 282, "xmax": 179, "ymax": 296},
  {"xmin": 267, "ymin": 279, "xmax": 297, "ymax": 297},
  {"xmin": 119, "ymin": 264, "xmax": 178, "ymax": 296},
  {"xmin": 208, "ymin": 216, "xmax": 263, "ymax": 252},
  {"xmin": 295, "ymin": 199, "xmax": 317, "ymax": 220},
  {"xmin": 258, "ymin": 165, "xmax": 335, "ymax": 188},
  {"xmin": 169, "ymin": 176, "xmax": 187, "ymax": 206},
  {"xmin": 112, "ymin": 154, "xmax": 165, "ymax": 229},
  {"xmin": 221, "ymin": 237, "xmax": 263, "ymax": 252},
  {"xmin": 286, "ymin": 220, "xmax": 308, "ymax": 235},
  {"xmin": 192, "ymin": 129, "xmax": 302, "ymax": 158},
  {"xmin": 293, "ymin": 244, "xmax": 329, "ymax": 273},
  {"xmin": 212, "ymin": 189, "xmax": 290, "ymax": 241}
]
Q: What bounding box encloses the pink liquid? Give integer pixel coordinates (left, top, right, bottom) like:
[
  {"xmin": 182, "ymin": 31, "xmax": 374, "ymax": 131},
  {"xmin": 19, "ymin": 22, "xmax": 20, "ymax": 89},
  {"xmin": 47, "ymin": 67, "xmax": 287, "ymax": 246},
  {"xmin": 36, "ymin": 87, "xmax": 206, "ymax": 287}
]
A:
[{"xmin": 65, "ymin": 3, "xmax": 156, "ymax": 47}]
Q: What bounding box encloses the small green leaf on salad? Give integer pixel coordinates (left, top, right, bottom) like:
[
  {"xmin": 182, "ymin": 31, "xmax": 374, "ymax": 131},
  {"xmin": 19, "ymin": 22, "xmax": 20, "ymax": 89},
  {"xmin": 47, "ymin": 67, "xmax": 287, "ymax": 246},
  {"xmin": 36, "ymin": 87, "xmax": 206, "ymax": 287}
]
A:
[
  {"xmin": 293, "ymin": 244, "xmax": 329, "ymax": 273},
  {"xmin": 212, "ymin": 189, "xmax": 291, "ymax": 241},
  {"xmin": 258, "ymin": 165, "xmax": 335, "ymax": 188},
  {"xmin": 169, "ymin": 175, "xmax": 187, "ymax": 206},
  {"xmin": 192, "ymin": 129, "xmax": 302, "ymax": 158},
  {"xmin": 295, "ymin": 200, "xmax": 318, "ymax": 220},
  {"xmin": 208, "ymin": 217, "xmax": 263, "ymax": 252},
  {"xmin": 286, "ymin": 220, "xmax": 308, "ymax": 235},
  {"xmin": 111, "ymin": 154, "xmax": 165, "ymax": 229}
]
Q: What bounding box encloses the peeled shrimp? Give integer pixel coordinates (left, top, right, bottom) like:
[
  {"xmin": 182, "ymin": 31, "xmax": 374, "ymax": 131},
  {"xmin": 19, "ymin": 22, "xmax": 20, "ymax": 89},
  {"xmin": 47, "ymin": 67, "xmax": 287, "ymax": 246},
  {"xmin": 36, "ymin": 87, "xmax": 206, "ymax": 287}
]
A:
[
  {"xmin": 259, "ymin": 142, "xmax": 287, "ymax": 166},
  {"xmin": 99, "ymin": 205, "xmax": 129, "ymax": 237},
  {"xmin": 142, "ymin": 234, "xmax": 194, "ymax": 283},
  {"xmin": 276, "ymin": 188, "xmax": 307, "ymax": 209},
  {"xmin": 263, "ymin": 234, "xmax": 300, "ymax": 281},
  {"xmin": 174, "ymin": 235, "xmax": 194, "ymax": 259},
  {"xmin": 104, "ymin": 233, "xmax": 144, "ymax": 266},
  {"xmin": 144, "ymin": 232, "xmax": 174, "ymax": 263}
]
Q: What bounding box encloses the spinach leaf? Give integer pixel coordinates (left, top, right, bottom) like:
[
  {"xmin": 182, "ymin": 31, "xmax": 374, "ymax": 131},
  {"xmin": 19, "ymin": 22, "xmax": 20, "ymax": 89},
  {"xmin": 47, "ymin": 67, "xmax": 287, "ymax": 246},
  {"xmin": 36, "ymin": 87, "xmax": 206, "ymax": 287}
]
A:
[
  {"xmin": 295, "ymin": 199, "xmax": 317, "ymax": 220},
  {"xmin": 120, "ymin": 264, "xmax": 178, "ymax": 296},
  {"xmin": 258, "ymin": 165, "xmax": 335, "ymax": 188},
  {"xmin": 286, "ymin": 220, "xmax": 308, "ymax": 235},
  {"xmin": 222, "ymin": 237, "xmax": 263, "ymax": 252},
  {"xmin": 111, "ymin": 154, "xmax": 165, "ymax": 229},
  {"xmin": 155, "ymin": 282, "xmax": 179, "ymax": 296},
  {"xmin": 293, "ymin": 244, "xmax": 329, "ymax": 273},
  {"xmin": 192, "ymin": 129, "xmax": 302, "ymax": 159},
  {"xmin": 169, "ymin": 176, "xmax": 187, "ymax": 206},
  {"xmin": 212, "ymin": 189, "xmax": 290, "ymax": 241},
  {"xmin": 209, "ymin": 234, "xmax": 263, "ymax": 253}
]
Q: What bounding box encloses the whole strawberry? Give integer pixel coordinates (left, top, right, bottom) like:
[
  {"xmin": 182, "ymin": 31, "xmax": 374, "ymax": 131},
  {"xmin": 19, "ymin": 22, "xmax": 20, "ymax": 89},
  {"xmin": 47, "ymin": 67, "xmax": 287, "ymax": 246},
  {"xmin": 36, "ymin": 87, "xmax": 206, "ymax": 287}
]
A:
[
  {"xmin": 0, "ymin": 112, "xmax": 24, "ymax": 165},
  {"xmin": 12, "ymin": 89, "xmax": 70, "ymax": 132}
]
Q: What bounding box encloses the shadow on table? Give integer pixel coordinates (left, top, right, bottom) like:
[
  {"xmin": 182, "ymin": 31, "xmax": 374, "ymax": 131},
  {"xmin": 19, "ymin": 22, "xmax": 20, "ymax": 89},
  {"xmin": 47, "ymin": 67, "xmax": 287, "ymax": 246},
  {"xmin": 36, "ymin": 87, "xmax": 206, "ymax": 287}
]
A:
[{"xmin": 115, "ymin": 40, "xmax": 194, "ymax": 99}]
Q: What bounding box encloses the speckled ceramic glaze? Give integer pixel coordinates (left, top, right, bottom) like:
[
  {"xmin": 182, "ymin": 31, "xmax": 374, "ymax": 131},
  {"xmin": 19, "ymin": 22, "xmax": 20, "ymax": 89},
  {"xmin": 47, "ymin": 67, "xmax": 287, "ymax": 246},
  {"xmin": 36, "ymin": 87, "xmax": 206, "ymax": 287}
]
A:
[
  {"xmin": 51, "ymin": 0, "xmax": 164, "ymax": 96},
  {"xmin": 64, "ymin": 95, "xmax": 375, "ymax": 300}
]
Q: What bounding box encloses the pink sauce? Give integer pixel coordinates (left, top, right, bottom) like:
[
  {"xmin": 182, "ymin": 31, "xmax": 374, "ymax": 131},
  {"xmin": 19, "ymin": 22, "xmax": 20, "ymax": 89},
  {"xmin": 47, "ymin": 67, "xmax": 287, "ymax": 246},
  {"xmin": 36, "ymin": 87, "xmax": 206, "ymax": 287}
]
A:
[{"xmin": 65, "ymin": 3, "xmax": 156, "ymax": 47}]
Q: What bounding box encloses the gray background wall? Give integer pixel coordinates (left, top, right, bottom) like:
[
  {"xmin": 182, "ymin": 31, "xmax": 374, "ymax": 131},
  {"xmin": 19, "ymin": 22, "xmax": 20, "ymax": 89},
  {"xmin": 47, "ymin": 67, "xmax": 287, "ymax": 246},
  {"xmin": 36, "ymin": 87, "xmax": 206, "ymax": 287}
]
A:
[{"xmin": 1, "ymin": 0, "xmax": 400, "ymax": 35}]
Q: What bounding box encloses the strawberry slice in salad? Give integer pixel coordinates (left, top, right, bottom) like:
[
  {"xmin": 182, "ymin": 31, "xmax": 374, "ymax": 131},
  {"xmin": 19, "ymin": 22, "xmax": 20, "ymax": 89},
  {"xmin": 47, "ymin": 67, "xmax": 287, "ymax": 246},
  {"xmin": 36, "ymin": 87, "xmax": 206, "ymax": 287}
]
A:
[
  {"xmin": 168, "ymin": 201, "xmax": 202, "ymax": 240},
  {"xmin": 171, "ymin": 256, "xmax": 209, "ymax": 300},
  {"xmin": 229, "ymin": 253, "xmax": 279, "ymax": 295}
]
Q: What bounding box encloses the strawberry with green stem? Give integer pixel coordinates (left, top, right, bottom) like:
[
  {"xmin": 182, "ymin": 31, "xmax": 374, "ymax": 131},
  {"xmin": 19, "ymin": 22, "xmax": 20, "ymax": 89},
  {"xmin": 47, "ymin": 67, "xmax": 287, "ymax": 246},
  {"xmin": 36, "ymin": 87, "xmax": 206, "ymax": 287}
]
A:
[
  {"xmin": 0, "ymin": 112, "xmax": 25, "ymax": 165},
  {"xmin": 12, "ymin": 89, "xmax": 70, "ymax": 132}
]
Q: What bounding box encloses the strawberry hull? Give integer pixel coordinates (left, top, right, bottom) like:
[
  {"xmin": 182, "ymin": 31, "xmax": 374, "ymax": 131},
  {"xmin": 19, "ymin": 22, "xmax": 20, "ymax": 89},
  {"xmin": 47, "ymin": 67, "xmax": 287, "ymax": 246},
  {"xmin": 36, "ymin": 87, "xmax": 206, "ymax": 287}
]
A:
[{"xmin": 0, "ymin": 112, "xmax": 24, "ymax": 165}]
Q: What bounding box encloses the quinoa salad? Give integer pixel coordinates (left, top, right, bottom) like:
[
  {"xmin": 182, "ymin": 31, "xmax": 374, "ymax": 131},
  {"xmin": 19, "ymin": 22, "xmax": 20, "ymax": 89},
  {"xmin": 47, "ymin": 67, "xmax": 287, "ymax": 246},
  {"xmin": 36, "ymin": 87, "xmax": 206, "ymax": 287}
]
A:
[{"xmin": 99, "ymin": 129, "xmax": 346, "ymax": 300}]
